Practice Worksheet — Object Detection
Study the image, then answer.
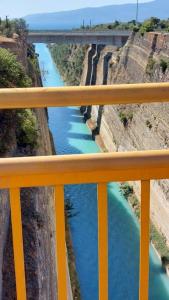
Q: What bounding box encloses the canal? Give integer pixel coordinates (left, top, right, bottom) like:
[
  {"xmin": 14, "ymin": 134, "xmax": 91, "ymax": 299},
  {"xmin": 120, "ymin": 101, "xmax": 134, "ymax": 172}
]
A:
[{"xmin": 36, "ymin": 43, "xmax": 169, "ymax": 300}]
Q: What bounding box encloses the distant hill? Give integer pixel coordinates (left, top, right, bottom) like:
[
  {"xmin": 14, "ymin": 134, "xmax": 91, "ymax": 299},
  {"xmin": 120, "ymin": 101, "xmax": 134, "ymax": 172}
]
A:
[{"xmin": 24, "ymin": 0, "xmax": 169, "ymax": 30}]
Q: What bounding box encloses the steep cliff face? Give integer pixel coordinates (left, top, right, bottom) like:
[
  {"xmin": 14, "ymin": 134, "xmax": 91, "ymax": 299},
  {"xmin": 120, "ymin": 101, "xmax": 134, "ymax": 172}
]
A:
[
  {"xmin": 81, "ymin": 32, "xmax": 169, "ymax": 247},
  {"xmin": 0, "ymin": 35, "xmax": 28, "ymax": 70},
  {"xmin": 109, "ymin": 32, "xmax": 169, "ymax": 84},
  {"xmin": 0, "ymin": 36, "xmax": 56, "ymax": 299},
  {"xmin": 1, "ymin": 110, "xmax": 56, "ymax": 300}
]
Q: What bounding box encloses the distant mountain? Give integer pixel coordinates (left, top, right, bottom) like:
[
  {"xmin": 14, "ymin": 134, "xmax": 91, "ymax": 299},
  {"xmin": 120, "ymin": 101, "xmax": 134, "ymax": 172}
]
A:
[{"xmin": 24, "ymin": 0, "xmax": 169, "ymax": 30}]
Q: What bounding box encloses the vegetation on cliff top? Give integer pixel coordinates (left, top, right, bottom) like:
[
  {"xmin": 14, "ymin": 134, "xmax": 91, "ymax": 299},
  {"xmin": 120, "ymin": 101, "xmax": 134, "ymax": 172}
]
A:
[
  {"xmin": 49, "ymin": 44, "xmax": 87, "ymax": 85},
  {"xmin": 81, "ymin": 17, "xmax": 169, "ymax": 34},
  {"xmin": 49, "ymin": 18, "xmax": 169, "ymax": 87},
  {"xmin": 139, "ymin": 17, "xmax": 169, "ymax": 34},
  {"xmin": 0, "ymin": 17, "xmax": 27, "ymax": 38}
]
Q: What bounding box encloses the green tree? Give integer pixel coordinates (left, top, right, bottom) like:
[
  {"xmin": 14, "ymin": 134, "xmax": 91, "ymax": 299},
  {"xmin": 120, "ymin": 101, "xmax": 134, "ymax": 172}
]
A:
[
  {"xmin": 5, "ymin": 16, "xmax": 9, "ymax": 28},
  {"xmin": 108, "ymin": 24, "xmax": 113, "ymax": 30},
  {"xmin": 114, "ymin": 20, "xmax": 120, "ymax": 27},
  {"xmin": 140, "ymin": 17, "xmax": 160, "ymax": 34},
  {"xmin": 0, "ymin": 18, "xmax": 27, "ymax": 37}
]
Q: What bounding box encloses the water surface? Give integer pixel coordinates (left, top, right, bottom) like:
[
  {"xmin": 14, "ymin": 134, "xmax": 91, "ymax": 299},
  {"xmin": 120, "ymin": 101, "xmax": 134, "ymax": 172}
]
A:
[{"xmin": 36, "ymin": 43, "xmax": 169, "ymax": 300}]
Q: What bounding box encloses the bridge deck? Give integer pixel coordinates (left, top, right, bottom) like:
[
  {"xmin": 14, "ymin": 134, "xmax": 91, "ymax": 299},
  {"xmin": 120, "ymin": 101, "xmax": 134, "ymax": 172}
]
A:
[
  {"xmin": 28, "ymin": 30, "xmax": 131, "ymax": 46},
  {"xmin": 29, "ymin": 30, "xmax": 131, "ymax": 36}
]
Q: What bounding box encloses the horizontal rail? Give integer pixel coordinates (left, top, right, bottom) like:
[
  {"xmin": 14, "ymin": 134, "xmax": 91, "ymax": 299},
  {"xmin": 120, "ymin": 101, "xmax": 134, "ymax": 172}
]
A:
[
  {"xmin": 0, "ymin": 83, "xmax": 169, "ymax": 108},
  {"xmin": 0, "ymin": 150, "xmax": 169, "ymax": 188}
]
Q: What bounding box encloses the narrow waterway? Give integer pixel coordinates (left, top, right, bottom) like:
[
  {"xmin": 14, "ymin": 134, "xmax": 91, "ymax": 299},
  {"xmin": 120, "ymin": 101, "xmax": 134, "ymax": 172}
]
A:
[{"xmin": 36, "ymin": 43, "xmax": 169, "ymax": 300}]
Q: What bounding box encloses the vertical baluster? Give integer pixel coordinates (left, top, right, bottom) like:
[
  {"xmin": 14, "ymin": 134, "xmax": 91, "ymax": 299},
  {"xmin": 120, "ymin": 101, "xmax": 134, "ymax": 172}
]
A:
[
  {"xmin": 54, "ymin": 185, "xmax": 67, "ymax": 300},
  {"xmin": 10, "ymin": 188, "xmax": 27, "ymax": 300},
  {"xmin": 98, "ymin": 183, "xmax": 108, "ymax": 300},
  {"xmin": 139, "ymin": 180, "xmax": 150, "ymax": 300}
]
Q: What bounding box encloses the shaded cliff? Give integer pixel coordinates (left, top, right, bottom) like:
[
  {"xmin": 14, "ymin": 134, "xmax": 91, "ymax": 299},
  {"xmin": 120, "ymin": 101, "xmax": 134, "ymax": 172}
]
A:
[
  {"xmin": 81, "ymin": 32, "xmax": 169, "ymax": 253},
  {"xmin": 49, "ymin": 44, "xmax": 87, "ymax": 86}
]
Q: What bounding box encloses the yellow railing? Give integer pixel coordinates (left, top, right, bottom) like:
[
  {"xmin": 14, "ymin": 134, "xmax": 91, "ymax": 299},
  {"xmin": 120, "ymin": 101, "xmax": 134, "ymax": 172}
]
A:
[
  {"xmin": 0, "ymin": 82, "xmax": 169, "ymax": 108},
  {"xmin": 1, "ymin": 83, "xmax": 169, "ymax": 300}
]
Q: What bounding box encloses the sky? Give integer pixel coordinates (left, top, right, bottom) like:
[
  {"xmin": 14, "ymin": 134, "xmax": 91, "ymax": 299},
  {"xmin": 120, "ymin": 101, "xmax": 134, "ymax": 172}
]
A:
[{"xmin": 0, "ymin": 0, "xmax": 153, "ymax": 18}]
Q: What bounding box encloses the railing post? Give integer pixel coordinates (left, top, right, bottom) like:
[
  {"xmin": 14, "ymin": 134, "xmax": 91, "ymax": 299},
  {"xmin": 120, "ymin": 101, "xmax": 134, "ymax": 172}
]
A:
[
  {"xmin": 10, "ymin": 188, "xmax": 27, "ymax": 300},
  {"xmin": 139, "ymin": 180, "xmax": 150, "ymax": 300},
  {"xmin": 98, "ymin": 183, "xmax": 108, "ymax": 300},
  {"xmin": 54, "ymin": 185, "xmax": 67, "ymax": 300}
]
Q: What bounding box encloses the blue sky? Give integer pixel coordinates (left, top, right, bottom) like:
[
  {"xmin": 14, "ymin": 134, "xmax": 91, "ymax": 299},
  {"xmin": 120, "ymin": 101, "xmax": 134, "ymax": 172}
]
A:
[{"xmin": 0, "ymin": 0, "xmax": 152, "ymax": 18}]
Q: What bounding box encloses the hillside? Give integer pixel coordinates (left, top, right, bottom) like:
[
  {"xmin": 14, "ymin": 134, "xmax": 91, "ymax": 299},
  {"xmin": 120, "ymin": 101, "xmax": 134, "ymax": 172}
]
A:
[{"xmin": 24, "ymin": 0, "xmax": 169, "ymax": 30}]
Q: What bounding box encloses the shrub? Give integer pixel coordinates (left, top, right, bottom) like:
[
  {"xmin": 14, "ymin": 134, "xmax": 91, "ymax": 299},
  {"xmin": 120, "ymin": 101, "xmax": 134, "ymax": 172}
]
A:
[
  {"xmin": 119, "ymin": 111, "xmax": 133, "ymax": 126},
  {"xmin": 16, "ymin": 109, "xmax": 38, "ymax": 149},
  {"xmin": 133, "ymin": 26, "xmax": 140, "ymax": 33},
  {"xmin": 146, "ymin": 120, "xmax": 152, "ymax": 129},
  {"xmin": 120, "ymin": 183, "xmax": 134, "ymax": 199},
  {"xmin": 139, "ymin": 17, "xmax": 160, "ymax": 35},
  {"xmin": 119, "ymin": 112, "xmax": 128, "ymax": 127},
  {"xmin": 0, "ymin": 48, "xmax": 32, "ymax": 88},
  {"xmin": 135, "ymin": 207, "xmax": 140, "ymax": 219},
  {"xmin": 150, "ymin": 224, "xmax": 169, "ymax": 257},
  {"xmin": 0, "ymin": 48, "xmax": 32, "ymax": 154},
  {"xmin": 146, "ymin": 58, "xmax": 156, "ymax": 76},
  {"xmin": 130, "ymin": 195, "xmax": 139, "ymax": 207},
  {"xmin": 161, "ymin": 256, "xmax": 169, "ymax": 267},
  {"xmin": 160, "ymin": 58, "xmax": 169, "ymax": 74},
  {"xmin": 128, "ymin": 112, "xmax": 133, "ymax": 122}
]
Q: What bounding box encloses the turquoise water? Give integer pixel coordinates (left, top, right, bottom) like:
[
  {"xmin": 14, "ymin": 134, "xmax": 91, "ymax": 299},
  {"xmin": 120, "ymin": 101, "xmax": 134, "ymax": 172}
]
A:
[{"xmin": 36, "ymin": 43, "xmax": 169, "ymax": 300}]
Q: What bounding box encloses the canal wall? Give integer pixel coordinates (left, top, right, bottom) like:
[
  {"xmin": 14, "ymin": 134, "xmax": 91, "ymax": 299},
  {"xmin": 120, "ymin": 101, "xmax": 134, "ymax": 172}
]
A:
[
  {"xmin": 0, "ymin": 35, "xmax": 28, "ymax": 70},
  {"xmin": 81, "ymin": 32, "xmax": 169, "ymax": 249},
  {"xmin": 0, "ymin": 36, "xmax": 56, "ymax": 299}
]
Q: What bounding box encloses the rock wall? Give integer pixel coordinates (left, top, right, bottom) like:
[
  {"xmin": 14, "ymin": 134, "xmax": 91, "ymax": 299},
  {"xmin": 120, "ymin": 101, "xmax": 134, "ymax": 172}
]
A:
[
  {"xmin": 0, "ymin": 37, "xmax": 56, "ymax": 299},
  {"xmin": 0, "ymin": 35, "xmax": 28, "ymax": 70},
  {"xmin": 81, "ymin": 32, "xmax": 169, "ymax": 246}
]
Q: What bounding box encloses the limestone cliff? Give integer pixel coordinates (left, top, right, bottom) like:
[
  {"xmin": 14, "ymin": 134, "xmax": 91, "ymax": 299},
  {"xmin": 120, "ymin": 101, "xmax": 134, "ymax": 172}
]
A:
[
  {"xmin": 0, "ymin": 36, "xmax": 56, "ymax": 299},
  {"xmin": 0, "ymin": 34, "xmax": 28, "ymax": 70},
  {"xmin": 81, "ymin": 32, "xmax": 169, "ymax": 249}
]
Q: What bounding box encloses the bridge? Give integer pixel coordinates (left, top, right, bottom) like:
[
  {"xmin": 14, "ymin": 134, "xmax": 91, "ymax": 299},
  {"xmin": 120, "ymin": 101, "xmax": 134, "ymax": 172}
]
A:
[{"xmin": 27, "ymin": 30, "xmax": 131, "ymax": 46}]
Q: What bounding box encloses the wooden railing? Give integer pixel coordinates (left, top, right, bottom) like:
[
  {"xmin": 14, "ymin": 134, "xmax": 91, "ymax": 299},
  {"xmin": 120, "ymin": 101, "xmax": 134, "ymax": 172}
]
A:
[{"xmin": 1, "ymin": 83, "xmax": 169, "ymax": 300}]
